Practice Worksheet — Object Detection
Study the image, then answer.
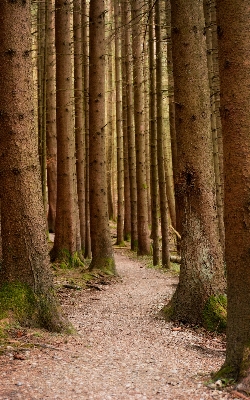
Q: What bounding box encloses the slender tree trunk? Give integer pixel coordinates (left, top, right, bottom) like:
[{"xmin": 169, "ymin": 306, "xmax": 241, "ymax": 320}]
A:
[
  {"xmin": 143, "ymin": 40, "xmax": 151, "ymax": 228},
  {"xmin": 0, "ymin": 0, "xmax": 66, "ymax": 332},
  {"xmin": 131, "ymin": 0, "xmax": 150, "ymax": 256},
  {"xmin": 169, "ymin": 0, "xmax": 225, "ymax": 324},
  {"xmin": 88, "ymin": 0, "xmax": 116, "ymax": 274},
  {"xmin": 37, "ymin": 0, "xmax": 47, "ymax": 213},
  {"xmin": 73, "ymin": 0, "xmax": 86, "ymax": 252},
  {"xmin": 149, "ymin": 0, "xmax": 160, "ymax": 266},
  {"xmin": 52, "ymin": 0, "xmax": 77, "ymax": 260},
  {"xmin": 216, "ymin": 0, "xmax": 250, "ymax": 382},
  {"xmin": 121, "ymin": 0, "xmax": 131, "ymax": 242},
  {"xmin": 166, "ymin": 0, "xmax": 179, "ymax": 237},
  {"xmin": 203, "ymin": 0, "xmax": 225, "ymax": 254},
  {"xmin": 46, "ymin": 0, "xmax": 57, "ymax": 233},
  {"xmin": 82, "ymin": 0, "xmax": 91, "ymax": 259},
  {"xmin": 155, "ymin": 0, "xmax": 170, "ymax": 268},
  {"xmin": 106, "ymin": 1, "xmax": 114, "ymax": 220},
  {"xmin": 114, "ymin": 0, "xmax": 124, "ymax": 245},
  {"xmin": 125, "ymin": 0, "xmax": 137, "ymax": 251}
]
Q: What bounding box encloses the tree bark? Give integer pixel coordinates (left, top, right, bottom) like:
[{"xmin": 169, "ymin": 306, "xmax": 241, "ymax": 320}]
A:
[
  {"xmin": 52, "ymin": 0, "xmax": 78, "ymax": 260},
  {"xmin": 106, "ymin": 1, "xmax": 115, "ymax": 221},
  {"xmin": 148, "ymin": 0, "xmax": 160, "ymax": 266},
  {"xmin": 0, "ymin": 0, "xmax": 65, "ymax": 332},
  {"xmin": 46, "ymin": 0, "xmax": 57, "ymax": 233},
  {"xmin": 125, "ymin": 0, "xmax": 138, "ymax": 251},
  {"xmin": 82, "ymin": 0, "xmax": 91, "ymax": 259},
  {"xmin": 216, "ymin": 0, "xmax": 250, "ymax": 381},
  {"xmin": 121, "ymin": 0, "xmax": 131, "ymax": 242},
  {"xmin": 203, "ymin": 0, "xmax": 225, "ymax": 254},
  {"xmin": 166, "ymin": 0, "xmax": 179, "ymax": 236},
  {"xmin": 131, "ymin": 0, "xmax": 150, "ymax": 256},
  {"xmin": 114, "ymin": 0, "xmax": 124, "ymax": 245},
  {"xmin": 88, "ymin": 0, "xmax": 116, "ymax": 274},
  {"xmin": 169, "ymin": 0, "xmax": 225, "ymax": 324},
  {"xmin": 37, "ymin": 0, "xmax": 47, "ymax": 214},
  {"xmin": 155, "ymin": 0, "xmax": 170, "ymax": 268},
  {"xmin": 73, "ymin": 0, "xmax": 86, "ymax": 253}
]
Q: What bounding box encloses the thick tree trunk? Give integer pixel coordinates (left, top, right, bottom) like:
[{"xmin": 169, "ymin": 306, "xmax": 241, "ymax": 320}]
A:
[
  {"xmin": 169, "ymin": 0, "xmax": 225, "ymax": 324},
  {"xmin": 52, "ymin": 0, "xmax": 78, "ymax": 260},
  {"xmin": 88, "ymin": 0, "xmax": 116, "ymax": 274},
  {"xmin": 216, "ymin": 0, "xmax": 250, "ymax": 382},
  {"xmin": 0, "ymin": 0, "xmax": 65, "ymax": 332},
  {"xmin": 131, "ymin": 0, "xmax": 150, "ymax": 256},
  {"xmin": 46, "ymin": 0, "xmax": 57, "ymax": 233}
]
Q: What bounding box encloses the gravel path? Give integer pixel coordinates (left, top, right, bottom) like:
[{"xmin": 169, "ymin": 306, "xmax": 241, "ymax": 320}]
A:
[{"xmin": 0, "ymin": 250, "xmax": 236, "ymax": 399}]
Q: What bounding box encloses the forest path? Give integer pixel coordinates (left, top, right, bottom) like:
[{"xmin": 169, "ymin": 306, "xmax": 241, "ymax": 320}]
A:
[{"xmin": 0, "ymin": 250, "xmax": 234, "ymax": 399}]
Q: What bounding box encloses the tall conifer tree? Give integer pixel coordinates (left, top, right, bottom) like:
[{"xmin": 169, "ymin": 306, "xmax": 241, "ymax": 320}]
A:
[{"xmin": 88, "ymin": 0, "xmax": 116, "ymax": 274}]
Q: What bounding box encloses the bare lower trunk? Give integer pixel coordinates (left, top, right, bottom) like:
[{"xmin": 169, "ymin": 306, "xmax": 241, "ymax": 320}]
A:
[{"xmin": 169, "ymin": 0, "xmax": 225, "ymax": 324}]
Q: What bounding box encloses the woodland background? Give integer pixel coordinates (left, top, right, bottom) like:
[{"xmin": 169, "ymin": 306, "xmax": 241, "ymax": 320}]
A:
[{"xmin": 0, "ymin": 0, "xmax": 249, "ymax": 389}]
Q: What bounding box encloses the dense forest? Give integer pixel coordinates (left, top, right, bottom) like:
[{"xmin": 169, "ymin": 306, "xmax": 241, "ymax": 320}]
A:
[{"xmin": 0, "ymin": 0, "xmax": 250, "ymax": 390}]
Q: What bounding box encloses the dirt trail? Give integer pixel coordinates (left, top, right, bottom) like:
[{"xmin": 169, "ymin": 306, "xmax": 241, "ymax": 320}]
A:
[{"xmin": 0, "ymin": 250, "xmax": 235, "ymax": 399}]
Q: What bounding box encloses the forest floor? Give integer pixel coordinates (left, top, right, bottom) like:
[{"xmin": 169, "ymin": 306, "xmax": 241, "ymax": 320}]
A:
[{"xmin": 0, "ymin": 247, "xmax": 244, "ymax": 400}]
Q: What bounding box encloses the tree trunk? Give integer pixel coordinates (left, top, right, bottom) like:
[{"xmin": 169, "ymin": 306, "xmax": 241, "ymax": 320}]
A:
[
  {"xmin": 131, "ymin": 0, "xmax": 150, "ymax": 256},
  {"xmin": 203, "ymin": 0, "xmax": 225, "ymax": 254},
  {"xmin": 155, "ymin": 0, "xmax": 170, "ymax": 268},
  {"xmin": 73, "ymin": 0, "xmax": 86, "ymax": 253},
  {"xmin": 82, "ymin": 0, "xmax": 91, "ymax": 259},
  {"xmin": 114, "ymin": 0, "xmax": 124, "ymax": 245},
  {"xmin": 106, "ymin": 1, "xmax": 115, "ymax": 221},
  {"xmin": 169, "ymin": 0, "xmax": 225, "ymax": 324},
  {"xmin": 121, "ymin": 0, "xmax": 131, "ymax": 242},
  {"xmin": 37, "ymin": 0, "xmax": 47, "ymax": 214},
  {"xmin": 52, "ymin": 0, "xmax": 78, "ymax": 260},
  {"xmin": 0, "ymin": 0, "xmax": 65, "ymax": 332},
  {"xmin": 125, "ymin": 0, "xmax": 138, "ymax": 251},
  {"xmin": 166, "ymin": 0, "xmax": 179, "ymax": 237},
  {"xmin": 88, "ymin": 0, "xmax": 116, "ymax": 275},
  {"xmin": 148, "ymin": 0, "xmax": 160, "ymax": 266},
  {"xmin": 46, "ymin": 0, "xmax": 57, "ymax": 233},
  {"xmin": 216, "ymin": 0, "xmax": 250, "ymax": 382}
]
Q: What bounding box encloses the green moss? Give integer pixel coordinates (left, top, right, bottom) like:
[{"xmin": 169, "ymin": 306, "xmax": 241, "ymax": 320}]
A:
[
  {"xmin": 0, "ymin": 282, "xmax": 69, "ymax": 333},
  {"xmin": 202, "ymin": 294, "xmax": 227, "ymax": 333},
  {"xmin": 211, "ymin": 364, "xmax": 237, "ymax": 382},
  {"xmin": 170, "ymin": 262, "xmax": 180, "ymax": 275},
  {"xmin": 58, "ymin": 250, "xmax": 84, "ymax": 269},
  {"xmin": 51, "ymin": 249, "xmax": 84, "ymax": 269},
  {"xmin": 0, "ymin": 282, "xmax": 36, "ymax": 325},
  {"xmin": 159, "ymin": 302, "xmax": 174, "ymax": 321},
  {"xmin": 82, "ymin": 272, "xmax": 97, "ymax": 282},
  {"xmin": 124, "ymin": 233, "xmax": 131, "ymax": 242},
  {"xmin": 89, "ymin": 256, "xmax": 117, "ymax": 276}
]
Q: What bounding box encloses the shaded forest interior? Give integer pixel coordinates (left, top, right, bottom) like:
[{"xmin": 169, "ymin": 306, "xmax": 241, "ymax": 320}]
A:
[{"xmin": 0, "ymin": 0, "xmax": 250, "ymax": 395}]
